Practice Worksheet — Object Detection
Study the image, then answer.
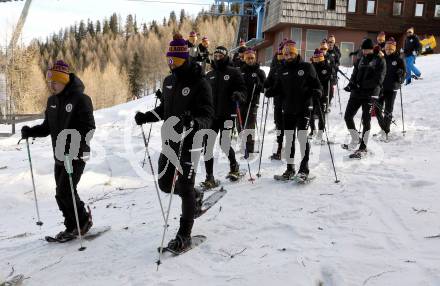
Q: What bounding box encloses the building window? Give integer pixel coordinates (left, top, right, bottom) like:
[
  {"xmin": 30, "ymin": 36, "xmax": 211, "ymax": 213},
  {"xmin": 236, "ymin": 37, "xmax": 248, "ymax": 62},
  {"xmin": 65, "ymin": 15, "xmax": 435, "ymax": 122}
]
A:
[
  {"xmin": 265, "ymin": 46, "xmax": 273, "ymax": 65},
  {"xmin": 326, "ymin": 0, "xmax": 336, "ymax": 10},
  {"xmin": 415, "ymin": 2, "xmax": 424, "ymax": 16},
  {"xmin": 305, "ymin": 29, "xmax": 328, "ymax": 60},
  {"xmin": 348, "ymin": 0, "xmax": 357, "ymax": 12},
  {"xmin": 393, "ymin": 1, "xmax": 403, "ymax": 16},
  {"xmin": 366, "ymin": 0, "xmax": 376, "ymax": 14},
  {"xmin": 340, "ymin": 42, "xmax": 355, "ymax": 67},
  {"xmin": 435, "ymin": 4, "xmax": 440, "ymax": 17},
  {"xmin": 291, "ymin": 27, "xmax": 302, "ymax": 55}
]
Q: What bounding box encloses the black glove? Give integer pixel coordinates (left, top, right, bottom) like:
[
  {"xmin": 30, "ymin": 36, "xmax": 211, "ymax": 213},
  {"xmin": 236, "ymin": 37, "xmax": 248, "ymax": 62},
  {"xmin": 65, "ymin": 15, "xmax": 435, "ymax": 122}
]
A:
[
  {"xmin": 181, "ymin": 112, "xmax": 196, "ymax": 129},
  {"xmin": 21, "ymin": 125, "xmax": 31, "ymax": 139},
  {"xmin": 155, "ymin": 89, "xmax": 162, "ymax": 99},
  {"xmin": 135, "ymin": 112, "xmax": 148, "ymax": 125},
  {"xmin": 232, "ymin": 91, "xmax": 243, "ymax": 102},
  {"xmin": 397, "ymin": 69, "xmax": 404, "ymax": 76}
]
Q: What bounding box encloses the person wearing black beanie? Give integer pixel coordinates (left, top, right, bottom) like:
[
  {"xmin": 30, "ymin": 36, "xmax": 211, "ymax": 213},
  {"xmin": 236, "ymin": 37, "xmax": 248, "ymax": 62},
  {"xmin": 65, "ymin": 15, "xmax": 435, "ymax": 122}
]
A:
[{"xmin": 343, "ymin": 38, "xmax": 386, "ymax": 158}]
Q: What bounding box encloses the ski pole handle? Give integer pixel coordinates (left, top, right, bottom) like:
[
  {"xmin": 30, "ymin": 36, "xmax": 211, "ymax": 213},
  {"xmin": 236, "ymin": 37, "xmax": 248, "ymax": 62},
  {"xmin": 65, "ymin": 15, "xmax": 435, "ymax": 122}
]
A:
[{"xmin": 64, "ymin": 155, "xmax": 73, "ymax": 175}]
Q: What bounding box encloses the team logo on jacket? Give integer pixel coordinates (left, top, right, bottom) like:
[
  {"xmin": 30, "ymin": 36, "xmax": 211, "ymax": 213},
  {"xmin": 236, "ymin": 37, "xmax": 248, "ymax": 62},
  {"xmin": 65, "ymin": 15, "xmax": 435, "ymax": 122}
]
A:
[
  {"xmin": 65, "ymin": 103, "xmax": 73, "ymax": 113},
  {"xmin": 182, "ymin": 87, "xmax": 190, "ymax": 96},
  {"xmin": 322, "ymin": 70, "xmax": 328, "ymax": 75},
  {"xmin": 392, "ymin": 61, "xmax": 397, "ymax": 66},
  {"xmin": 298, "ymin": 70, "xmax": 304, "ymax": 76},
  {"xmin": 166, "ymin": 85, "xmax": 172, "ymax": 89},
  {"xmin": 224, "ymin": 75, "xmax": 230, "ymax": 81},
  {"xmin": 252, "ymin": 73, "xmax": 257, "ymax": 78}
]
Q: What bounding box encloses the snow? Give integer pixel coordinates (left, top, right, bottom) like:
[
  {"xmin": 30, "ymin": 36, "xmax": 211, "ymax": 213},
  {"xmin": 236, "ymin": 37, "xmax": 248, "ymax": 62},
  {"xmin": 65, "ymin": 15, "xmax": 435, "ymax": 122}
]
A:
[{"xmin": 1, "ymin": 55, "xmax": 440, "ymax": 286}]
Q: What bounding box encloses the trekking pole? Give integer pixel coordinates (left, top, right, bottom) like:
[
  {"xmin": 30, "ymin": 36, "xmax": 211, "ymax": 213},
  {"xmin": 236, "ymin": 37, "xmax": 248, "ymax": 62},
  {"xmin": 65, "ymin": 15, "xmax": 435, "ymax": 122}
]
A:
[
  {"xmin": 64, "ymin": 155, "xmax": 86, "ymax": 251},
  {"xmin": 236, "ymin": 101, "xmax": 255, "ymax": 183},
  {"xmin": 399, "ymin": 86, "xmax": 406, "ymax": 135},
  {"xmin": 326, "ymin": 81, "xmax": 331, "ymax": 133},
  {"xmin": 156, "ymin": 125, "xmax": 187, "ymax": 270},
  {"xmin": 336, "ymin": 80, "xmax": 343, "ymax": 117},
  {"xmin": 372, "ymin": 99, "xmax": 398, "ymax": 126},
  {"xmin": 142, "ymin": 96, "xmax": 159, "ymax": 168},
  {"xmin": 21, "ymin": 138, "xmax": 43, "ymax": 227},
  {"xmin": 141, "ymin": 125, "xmax": 166, "ymax": 224},
  {"xmin": 257, "ymin": 98, "xmax": 270, "ymax": 178},
  {"xmin": 259, "ymin": 92, "xmax": 265, "ymax": 135},
  {"xmin": 243, "ymin": 84, "xmax": 257, "ymax": 155},
  {"xmin": 317, "ymin": 99, "xmax": 340, "ymax": 183}
]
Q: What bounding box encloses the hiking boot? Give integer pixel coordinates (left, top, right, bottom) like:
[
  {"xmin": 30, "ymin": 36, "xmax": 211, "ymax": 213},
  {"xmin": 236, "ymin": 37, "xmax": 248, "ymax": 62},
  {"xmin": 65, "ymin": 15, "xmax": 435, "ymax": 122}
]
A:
[
  {"xmin": 54, "ymin": 230, "xmax": 76, "ymax": 241},
  {"xmin": 194, "ymin": 188, "xmax": 204, "ymax": 218},
  {"xmin": 167, "ymin": 234, "xmax": 192, "ymax": 253},
  {"xmin": 200, "ymin": 175, "xmax": 219, "ymax": 190},
  {"xmin": 72, "ymin": 206, "xmax": 93, "ymax": 236}
]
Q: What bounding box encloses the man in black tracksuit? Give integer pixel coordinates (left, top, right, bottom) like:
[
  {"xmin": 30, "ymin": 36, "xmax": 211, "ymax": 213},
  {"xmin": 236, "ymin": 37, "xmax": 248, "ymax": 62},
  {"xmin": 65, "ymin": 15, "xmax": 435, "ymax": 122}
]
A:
[
  {"xmin": 239, "ymin": 48, "xmax": 266, "ymax": 157},
  {"xmin": 264, "ymin": 46, "xmax": 284, "ymax": 160},
  {"xmin": 326, "ymin": 36, "xmax": 341, "ymax": 108},
  {"xmin": 202, "ymin": 46, "xmax": 247, "ymax": 187},
  {"xmin": 21, "ymin": 60, "xmax": 95, "ymax": 240},
  {"xmin": 265, "ymin": 40, "xmax": 322, "ymax": 180},
  {"xmin": 135, "ymin": 34, "xmax": 214, "ymax": 252},
  {"xmin": 344, "ymin": 38, "xmax": 386, "ymax": 155},
  {"xmin": 374, "ymin": 37, "xmax": 406, "ymax": 138},
  {"xmin": 311, "ymin": 49, "xmax": 332, "ymax": 141}
]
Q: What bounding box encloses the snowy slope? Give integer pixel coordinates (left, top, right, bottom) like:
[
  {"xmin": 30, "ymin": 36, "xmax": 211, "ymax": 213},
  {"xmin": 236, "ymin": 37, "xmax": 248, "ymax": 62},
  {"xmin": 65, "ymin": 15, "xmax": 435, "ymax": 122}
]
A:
[{"xmin": 1, "ymin": 55, "xmax": 440, "ymax": 286}]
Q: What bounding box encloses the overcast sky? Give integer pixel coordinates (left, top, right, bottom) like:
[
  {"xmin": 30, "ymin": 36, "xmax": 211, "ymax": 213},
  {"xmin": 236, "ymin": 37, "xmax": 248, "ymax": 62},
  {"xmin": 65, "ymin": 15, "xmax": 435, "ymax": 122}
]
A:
[{"xmin": 0, "ymin": 0, "xmax": 212, "ymax": 45}]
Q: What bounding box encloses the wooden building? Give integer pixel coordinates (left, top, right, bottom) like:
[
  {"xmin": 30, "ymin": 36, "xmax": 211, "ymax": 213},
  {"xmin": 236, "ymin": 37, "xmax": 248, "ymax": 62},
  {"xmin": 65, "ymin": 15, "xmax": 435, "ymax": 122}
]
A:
[{"xmin": 255, "ymin": 0, "xmax": 440, "ymax": 66}]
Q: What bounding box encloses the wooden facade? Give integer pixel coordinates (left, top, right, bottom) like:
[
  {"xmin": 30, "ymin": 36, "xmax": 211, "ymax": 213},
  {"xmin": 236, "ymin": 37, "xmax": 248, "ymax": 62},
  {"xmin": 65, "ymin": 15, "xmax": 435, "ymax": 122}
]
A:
[{"xmin": 256, "ymin": 0, "xmax": 440, "ymax": 66}]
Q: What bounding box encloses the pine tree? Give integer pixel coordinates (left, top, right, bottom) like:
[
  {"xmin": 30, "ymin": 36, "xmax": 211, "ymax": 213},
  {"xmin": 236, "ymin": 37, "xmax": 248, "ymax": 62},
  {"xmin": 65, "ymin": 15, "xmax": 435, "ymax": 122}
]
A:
[
  {"xmin": 96, "ymin": 20, "xmax": 102, "ymax": 34},
  {"xmin": 169, "ymin": 11, "xmax": 177, "ymax": 26},
  {"xmin": 87, "ymin": 20, "xmax": 95, "ymax": 37},
  {"xmin": 103, "ymin": 19, "xmax": 111, "ymax": 34},
  {"xmin": 128, "ymin": 52, "xmax": 143, "ymax": 99},
  {"xmin": 125, "ymin": 14, "xmax": 135, "ymax": 39},
  {"xmin": 110, "ymin": 13, "xmax": 119, "ymax": 34}
]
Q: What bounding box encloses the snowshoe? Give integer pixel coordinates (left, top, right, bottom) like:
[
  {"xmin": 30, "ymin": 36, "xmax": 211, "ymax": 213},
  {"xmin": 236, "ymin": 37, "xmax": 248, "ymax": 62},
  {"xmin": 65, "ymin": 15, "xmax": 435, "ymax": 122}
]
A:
[
  {"xmin": 270, "ymin": 152, "xmax": 282, "ymax": 160},
  {"xmin": 195, "ymin": 187, "xmax": 227, "ymax": 218},
  {"xmin": 349, "ymin": 149, "xmax": 367, "ymax": 159},
  {"xmin": 158, "ymin": 235, "xmax": 206, "ymax": 256},
  {"xmin": 45, "ymin": 230, "xmax": 76, "ymax": 243},
  {"xmin": 200, "ymin": 177, "xmax": 220, "ymax": 190},
  {"xmin": 292, "ymin": 173, "xmax": 316, "ymax": 184},
  {"xmin": 274, "ymin": 168, "xmax": 295, "ymax": 181},
  {"xmin": 226, "ymin": 170, "xmax": 246, "ymax": 182}
]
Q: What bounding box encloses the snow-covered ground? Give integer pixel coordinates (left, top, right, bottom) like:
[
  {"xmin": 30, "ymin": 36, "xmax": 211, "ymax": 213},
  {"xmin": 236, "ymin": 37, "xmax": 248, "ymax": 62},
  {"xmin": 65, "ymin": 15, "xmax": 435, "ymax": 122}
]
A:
[{"xmin": 1, "ymin": 55, "xmax": 440, "ymax": 286}]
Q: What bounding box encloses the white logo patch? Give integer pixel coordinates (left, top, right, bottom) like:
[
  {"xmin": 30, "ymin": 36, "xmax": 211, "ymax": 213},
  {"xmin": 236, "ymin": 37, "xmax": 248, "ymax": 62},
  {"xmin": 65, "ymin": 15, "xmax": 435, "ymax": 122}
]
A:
[
  {"xmin": 65, "ymin": 103, "xmax": 73, "ymax": 113},
  {"xmin": 298, "ymin": 70, "xmax": 305, "ymax": 76},
  {"xmin": 50, "ymin": 105, "xmax": 56, "ymax": 109},
  {"xmin": 224, "ymin": 75, "xmax": 230, "ymax": 81},
  {"xmin": 252, "ymin": 73, "xmax": 257, "ymax": 78},
  {"xmin": 182, "ymin": 87, "xmax": 190, "ymax": 96},
  {"xmin": 392, "ymin": 61, "xmax": 397, "ymax": 66},
  {"xmin": 282, "ymin": 72, "xmax": 289, "ymax": 76},
  {"xmin": 210, "ymin": 76, "xmax": 216, "ymax": 80},
  {"xmin": 166, "ymin": 85, "xmax": 172, "ymax": 89},
  {"xmin": 322, "ymin": 70, "xmax": 327, "ymax": 75}
]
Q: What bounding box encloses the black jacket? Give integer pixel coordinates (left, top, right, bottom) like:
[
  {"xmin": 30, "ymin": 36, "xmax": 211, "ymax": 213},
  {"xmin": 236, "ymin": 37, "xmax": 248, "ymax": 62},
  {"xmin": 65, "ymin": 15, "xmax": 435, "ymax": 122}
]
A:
[
  {"xmin": 240, "ymin": 63, "xmax": 266, "ymax": 109},
  {"xmin": 265, "ymin": 55, "xmax": 284, "ymax": 108},
  {"xmin": 196, "ymin": 44, "xmax": 211, "ymax": 64},
  {"xmin": 206, "ymin": 59, "xmax": 247, "ymax": 119},
  {"xmin": 404, "ymin": 35, "xmax": 421, "ymax": 57},
  {"xmin": 350, "ymin": 53, "xmax": 386, "ymax": 99},
  {"xmin": 146, "ymin": 62, "xmax": 213, "ymax": 129},
  {"xmin": 327, "ymin": 47, "xmax": 340, "ymax": 84},
  {"xmin": 27, "ymin": 74, "xmax": 95, "ymax": 164},
  {"xmin": 312, "ymin": 59, "xmax": 332, "ymax": 93},
  {"xmin": 144, "ymin": 62, "xmax": 214, "ymax": 153},
  {"xmin": 383, "ymin": 52, "xmax": 406, "ymax": 91},
  {"xmin": 267, "ymin": 56, "xmax": 323, "ymax": 115}
]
